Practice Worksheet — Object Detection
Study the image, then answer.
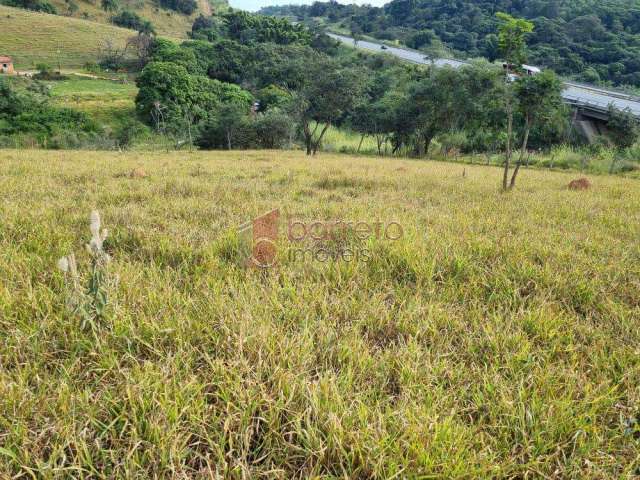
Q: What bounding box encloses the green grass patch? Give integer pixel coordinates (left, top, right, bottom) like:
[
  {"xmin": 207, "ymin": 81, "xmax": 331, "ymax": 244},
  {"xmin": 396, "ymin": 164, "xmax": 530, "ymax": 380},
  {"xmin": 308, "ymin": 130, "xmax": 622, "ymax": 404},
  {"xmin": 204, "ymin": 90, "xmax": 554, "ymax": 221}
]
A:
[{"xmin": 47, "ymin": 76, "xmax": 137, "ymax": 130}]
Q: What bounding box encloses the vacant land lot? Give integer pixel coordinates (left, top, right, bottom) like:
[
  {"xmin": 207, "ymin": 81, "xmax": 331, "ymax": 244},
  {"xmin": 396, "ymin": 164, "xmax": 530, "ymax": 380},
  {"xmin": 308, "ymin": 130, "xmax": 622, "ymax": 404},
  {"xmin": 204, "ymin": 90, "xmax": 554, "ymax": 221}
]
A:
[{"xmin": 0, "ymin": 149, "xmax": 639, "ymax": 478}]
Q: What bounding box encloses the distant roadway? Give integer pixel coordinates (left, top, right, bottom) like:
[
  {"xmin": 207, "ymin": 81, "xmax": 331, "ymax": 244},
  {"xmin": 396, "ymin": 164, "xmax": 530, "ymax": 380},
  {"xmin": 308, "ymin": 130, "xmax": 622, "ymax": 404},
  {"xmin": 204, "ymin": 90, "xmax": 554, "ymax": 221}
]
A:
[{"xmin": 327, "ymin": 32, "xmax": 640, "ymax": 118}]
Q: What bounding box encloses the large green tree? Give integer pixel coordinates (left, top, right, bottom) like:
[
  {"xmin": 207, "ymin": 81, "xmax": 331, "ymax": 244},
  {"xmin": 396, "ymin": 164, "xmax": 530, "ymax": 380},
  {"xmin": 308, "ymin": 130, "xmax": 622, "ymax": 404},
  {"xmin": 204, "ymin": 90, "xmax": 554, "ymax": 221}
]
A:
[
  {"xmin": 294, "ymin": 62, "xmax": 366, "ymax": 155},
  {"xmin": 135, "ymin": 62, "xmax": 252, "ymax": 133}
]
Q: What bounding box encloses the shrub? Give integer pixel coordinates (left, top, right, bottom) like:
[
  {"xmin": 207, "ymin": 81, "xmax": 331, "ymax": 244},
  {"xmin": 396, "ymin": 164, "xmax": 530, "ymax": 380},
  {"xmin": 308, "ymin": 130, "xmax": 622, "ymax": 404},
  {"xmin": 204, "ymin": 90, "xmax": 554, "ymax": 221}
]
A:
[
  {"xmin": 0, "ymin": 80, "xmax": 101, "ymax": 148},
  {"xmin": 196, "ymin": 103, "xmax": 255, "ymax": 149},
  {"xmin": 111, "ymin": 10, "xmax": 155, "ymax": 35},
  {"xmin": 196, "ymin": 108, "xmax": 294, "ymax": 150},
  {"xmin": 158, "ymin": 0, "xmax": 196, "ymax": 15},
  {"xmin": 115, "ymin": 118, "xmax": 150, "ymax": 149},
  {"xmin": 254, "ymin": 109, "xmax": 294, "ymax": 148},
  {"xmin": 33, "ymin": 63, "xmax": 68, "ymax": 81},
  {"xmin": 2, "ymin": 0, "xmax": 56, "ymax": 13},
  {"xmin": 256, "ymin": 84, "xmax": 291, "ymax": 112},
  {"xmin": 101, "ymin": 0, "xmax": 118, "ymax": 11},
  {"xmin": 83, "ymin": 62, "xmax": 101, "ymax": 74}
]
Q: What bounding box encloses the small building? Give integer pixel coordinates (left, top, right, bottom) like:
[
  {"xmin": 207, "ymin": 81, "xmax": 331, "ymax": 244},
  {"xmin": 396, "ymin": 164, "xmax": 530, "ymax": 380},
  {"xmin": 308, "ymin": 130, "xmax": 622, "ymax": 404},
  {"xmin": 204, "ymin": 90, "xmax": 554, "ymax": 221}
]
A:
[{"xmin": 0, "ymin": 56, "xmax": 15, "ymax": 74}]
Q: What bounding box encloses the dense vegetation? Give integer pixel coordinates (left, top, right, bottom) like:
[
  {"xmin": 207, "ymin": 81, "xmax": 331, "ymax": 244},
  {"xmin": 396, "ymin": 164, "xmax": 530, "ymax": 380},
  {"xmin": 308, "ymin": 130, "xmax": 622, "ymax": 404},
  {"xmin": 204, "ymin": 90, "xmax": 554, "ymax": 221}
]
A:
[
  {"xmin": 262, "ymin": 0, "xmax": 640, "ymax": 88},
  {"xmin": 0, "ymin": 80, "xmax": 101, "ymax": 147},
  {"xmin": 111, "ymin": 10, "xmax": 155, "ymax": 34},
  {"xmin": 132, "ymin": 11, "xmax": 577, "ymax": 175},
  {"xmin": 190, "ymin": 10, "xmax": 312, "ymax": 45},
  {"xmin": 0, "ymin": 0, "xmax": 56, "ymax": 13},
  {"xmin": 157, "ymin": 0, "xmax": 197, "ymax": 15}
]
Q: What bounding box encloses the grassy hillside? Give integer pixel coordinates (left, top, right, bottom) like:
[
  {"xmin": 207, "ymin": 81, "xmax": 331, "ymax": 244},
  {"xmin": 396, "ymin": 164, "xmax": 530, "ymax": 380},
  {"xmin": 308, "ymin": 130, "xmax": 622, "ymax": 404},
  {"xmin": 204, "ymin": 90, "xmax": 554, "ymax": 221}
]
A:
[
  {"xmin": 49, "ymin": 77, "xmax": 138, "ymax": 129},
  {"xmin": 1, "ymin": 149, "xmax": 639, "ymax": 477},
  {"xmin": 0, "ymin": 5, "xmax": 136, "ymax": 69},
  {"xmin": 0, "ymin": 0, "xmax": 221, "ymax": 70},
  {"xmin": 44, "ymin": 0, "xmax": 203, "ymax": 38}
]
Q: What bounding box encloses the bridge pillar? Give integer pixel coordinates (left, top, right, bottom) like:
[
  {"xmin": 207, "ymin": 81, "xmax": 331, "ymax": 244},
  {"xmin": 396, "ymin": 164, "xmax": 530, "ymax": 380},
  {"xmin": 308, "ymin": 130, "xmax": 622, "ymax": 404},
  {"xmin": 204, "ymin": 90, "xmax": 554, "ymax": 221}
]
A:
[{"xmin": 572, "ymin": 109, "xmax": 609, "ymax": 144}]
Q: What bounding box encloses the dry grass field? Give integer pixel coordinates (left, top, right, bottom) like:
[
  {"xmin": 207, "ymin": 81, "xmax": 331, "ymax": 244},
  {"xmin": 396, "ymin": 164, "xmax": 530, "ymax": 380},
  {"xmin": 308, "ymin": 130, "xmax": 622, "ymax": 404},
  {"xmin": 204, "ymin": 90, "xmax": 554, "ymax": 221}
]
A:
[{"xmin": 0, "ymin": 149, "xmax": 639, "ymax": 478}]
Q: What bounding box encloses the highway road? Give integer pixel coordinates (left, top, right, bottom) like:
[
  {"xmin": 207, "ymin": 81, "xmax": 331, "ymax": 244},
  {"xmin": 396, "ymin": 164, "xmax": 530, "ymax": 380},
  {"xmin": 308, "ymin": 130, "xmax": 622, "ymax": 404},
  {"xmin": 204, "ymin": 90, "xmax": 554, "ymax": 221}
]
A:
[{"xmin": 328, "ymin": 33, "xmax": 640, "ymax": 117}]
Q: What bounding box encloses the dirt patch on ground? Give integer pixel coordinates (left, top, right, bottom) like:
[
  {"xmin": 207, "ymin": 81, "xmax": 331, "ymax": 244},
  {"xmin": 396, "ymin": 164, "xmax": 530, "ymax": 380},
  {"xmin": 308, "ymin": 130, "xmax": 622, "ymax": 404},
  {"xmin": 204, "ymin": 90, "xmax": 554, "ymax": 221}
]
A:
[
  {"xmin": 568, "ymin": 178, "xmax": 591, "ymax": 190},
  {"xmin": 129, "ymin": 167, "xmax": 148, "ymax": 179}
]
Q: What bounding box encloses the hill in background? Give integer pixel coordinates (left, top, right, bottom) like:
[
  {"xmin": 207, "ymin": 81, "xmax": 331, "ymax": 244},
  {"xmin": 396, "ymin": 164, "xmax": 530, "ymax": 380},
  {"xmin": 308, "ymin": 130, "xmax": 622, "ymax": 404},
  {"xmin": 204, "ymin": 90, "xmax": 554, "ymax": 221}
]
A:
[
  {"xmin": 262, "ymin": 0, "xmax": 640, "ymax": 89},
  {"xmin": 0, "ymin": 0, "xmax": 228, "ymax": 69},
  {"xmin": 38, "ymin": 0, "xmax": 227, "ymax": 38},
  {"xmin": 42, "ymin": 0, "xmax": 198, "ymax": 39},
  {"xmin": 1, "ymin": 5, "xmax": 137, "ymax": 68},
  {"xmin": 0, "ymin": 0, "xmax": 229, "ymax": 69}
]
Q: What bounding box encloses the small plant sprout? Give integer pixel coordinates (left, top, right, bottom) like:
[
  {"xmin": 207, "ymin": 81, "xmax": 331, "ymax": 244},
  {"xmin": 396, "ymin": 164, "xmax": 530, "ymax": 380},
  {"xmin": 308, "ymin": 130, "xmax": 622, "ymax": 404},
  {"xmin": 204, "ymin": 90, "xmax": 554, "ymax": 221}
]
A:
[{"xmin": 58, "ymin": 210, "xmax": 115, "ymax": 332}]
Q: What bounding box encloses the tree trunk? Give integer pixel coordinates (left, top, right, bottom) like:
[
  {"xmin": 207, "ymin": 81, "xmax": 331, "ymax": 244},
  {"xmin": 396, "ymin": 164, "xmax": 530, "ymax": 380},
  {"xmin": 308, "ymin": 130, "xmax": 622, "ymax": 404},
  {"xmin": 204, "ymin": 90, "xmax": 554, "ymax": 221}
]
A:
[
  {"xmin": 503, "ymin": 97, "xmax": 513, "ymax": 191},
  {"xmin": 226, "ymin": 130, "xmax": 232, "ymax": 150},
  {"xmin": 357, "ymin": 134, "xmax": 365, "ymax": 153},
  {"xmin": 187, "ymin": 118, "xmax": 193, "ymax": 152},
  {"xmin": 509, "ymin": 116, "xmax": 530, "ymax": 190},
  {"xmin": 424, "ymin": 135, "xmax": 432, "ymax": 158},
  {"xmin": 312, "ymin": 123, "xmax": 330, "ymax": 155},
  {"xmin": 415, "ymin": 134, "xmax": 432, "ymax": 158},
  {"xmin": 303, "ymin": 120, "xmax": 313, "ymax": 155}
]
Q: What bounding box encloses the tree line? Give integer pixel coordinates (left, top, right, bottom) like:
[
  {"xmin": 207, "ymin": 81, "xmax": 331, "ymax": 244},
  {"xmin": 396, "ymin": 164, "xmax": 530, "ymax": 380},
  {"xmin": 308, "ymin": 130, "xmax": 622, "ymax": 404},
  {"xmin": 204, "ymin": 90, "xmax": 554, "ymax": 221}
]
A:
[
  {"xmin": 2, "ymin": 8, "xmax": 638, "ymax": 187},
  {"xmin": 130, "ymin": 10, "xmax": 637, "ymax": 189}
]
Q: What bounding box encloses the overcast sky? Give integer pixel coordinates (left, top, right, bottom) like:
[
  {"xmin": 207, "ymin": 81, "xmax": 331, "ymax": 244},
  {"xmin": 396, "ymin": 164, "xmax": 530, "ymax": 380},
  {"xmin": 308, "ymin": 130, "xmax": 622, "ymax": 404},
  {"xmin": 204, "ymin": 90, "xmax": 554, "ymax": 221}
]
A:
[{"xmin": 229, "ymin": 0, "xmax": 387, "ymax": 12}]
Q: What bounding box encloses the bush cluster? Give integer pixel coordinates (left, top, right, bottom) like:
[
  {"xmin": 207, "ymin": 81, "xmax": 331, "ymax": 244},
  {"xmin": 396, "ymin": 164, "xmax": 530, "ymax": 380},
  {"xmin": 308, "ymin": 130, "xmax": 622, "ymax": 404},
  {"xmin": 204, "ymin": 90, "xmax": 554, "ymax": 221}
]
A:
[
  {"xmin": 158, "ymin": 0, "xmax": 196, "ymax": 15},
  {"xmin": 111, "ymin": 10, "xmax": 155, "ymax": 35},
  {"xmin": 1, "ymin": 0, "xmax": 56, "ymax": 13},
  {"xmin": 0, "ymin": 80, "xmax": 101, "ymax": 148}
]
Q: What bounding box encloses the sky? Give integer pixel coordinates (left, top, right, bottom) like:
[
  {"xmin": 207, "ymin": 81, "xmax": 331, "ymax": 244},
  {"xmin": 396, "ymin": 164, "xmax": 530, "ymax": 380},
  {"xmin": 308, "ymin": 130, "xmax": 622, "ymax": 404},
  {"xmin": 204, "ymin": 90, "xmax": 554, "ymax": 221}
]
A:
[{"xmin": 228, "ymin": 0, "xmax": 388, "ymax": 12}]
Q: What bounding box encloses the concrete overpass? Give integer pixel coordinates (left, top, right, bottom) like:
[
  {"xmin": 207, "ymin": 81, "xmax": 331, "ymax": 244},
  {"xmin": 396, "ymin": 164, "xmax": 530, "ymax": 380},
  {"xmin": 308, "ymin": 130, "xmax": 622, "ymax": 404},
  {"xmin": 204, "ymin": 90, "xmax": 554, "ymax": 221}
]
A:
[{"xmin": 327, "ymin": 33, "xmax": 640, "ymax": 141}]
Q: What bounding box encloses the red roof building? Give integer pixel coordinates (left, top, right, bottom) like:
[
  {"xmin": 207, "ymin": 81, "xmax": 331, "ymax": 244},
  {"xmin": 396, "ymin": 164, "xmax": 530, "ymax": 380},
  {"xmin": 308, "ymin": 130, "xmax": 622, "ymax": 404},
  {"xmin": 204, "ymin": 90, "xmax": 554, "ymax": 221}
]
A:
[{"xmin": 0, "ymin": 56, "xmax": 15, "ymax": 74}]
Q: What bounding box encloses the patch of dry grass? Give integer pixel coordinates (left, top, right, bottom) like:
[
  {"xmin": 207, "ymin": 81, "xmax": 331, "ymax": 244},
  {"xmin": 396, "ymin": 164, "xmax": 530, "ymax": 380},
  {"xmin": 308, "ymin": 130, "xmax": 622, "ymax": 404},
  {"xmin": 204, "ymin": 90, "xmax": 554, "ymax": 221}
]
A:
[{"xmin": 0, "ymin": 149, "xmax": 639, "ymax": 478}]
